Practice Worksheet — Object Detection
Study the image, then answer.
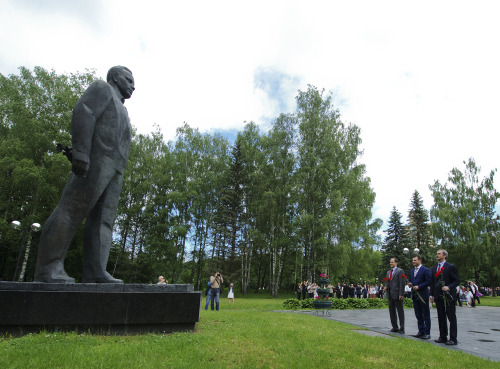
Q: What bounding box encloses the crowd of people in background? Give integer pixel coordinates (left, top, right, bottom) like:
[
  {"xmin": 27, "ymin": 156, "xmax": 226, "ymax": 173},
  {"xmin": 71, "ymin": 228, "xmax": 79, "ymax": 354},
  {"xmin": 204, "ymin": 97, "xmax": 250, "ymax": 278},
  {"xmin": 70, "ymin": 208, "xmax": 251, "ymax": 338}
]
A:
[
  {"xmin": 455, "ymin": 280, "xmax": 488, "ymax": 308},
  {"xmin": 296, "ymin": 281, "xmax": 387, "ymax": 300},
  {"xmin": 155, "ymin": 271, "xmax": 498, "ymax": 312},
  {"xmin": 294, "ymin": 279, "xmax": 499, "ymax": 302}
]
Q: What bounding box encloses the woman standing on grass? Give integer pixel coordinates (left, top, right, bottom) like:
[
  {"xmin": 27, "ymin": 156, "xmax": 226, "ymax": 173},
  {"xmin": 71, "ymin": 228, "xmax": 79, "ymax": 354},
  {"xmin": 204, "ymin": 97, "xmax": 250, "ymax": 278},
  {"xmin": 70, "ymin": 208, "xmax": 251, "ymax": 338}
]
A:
[{"xmin": 228, "ymin": 283, "xmax": 235, "ymax": 303}]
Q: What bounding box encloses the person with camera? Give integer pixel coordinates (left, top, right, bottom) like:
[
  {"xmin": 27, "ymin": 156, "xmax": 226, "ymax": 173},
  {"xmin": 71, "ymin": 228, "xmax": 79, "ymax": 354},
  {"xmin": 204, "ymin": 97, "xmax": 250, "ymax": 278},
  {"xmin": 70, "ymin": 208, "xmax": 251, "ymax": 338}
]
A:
[{"xmin": 209, "ymin": 271, "xmax": 224, "ymax": 311}]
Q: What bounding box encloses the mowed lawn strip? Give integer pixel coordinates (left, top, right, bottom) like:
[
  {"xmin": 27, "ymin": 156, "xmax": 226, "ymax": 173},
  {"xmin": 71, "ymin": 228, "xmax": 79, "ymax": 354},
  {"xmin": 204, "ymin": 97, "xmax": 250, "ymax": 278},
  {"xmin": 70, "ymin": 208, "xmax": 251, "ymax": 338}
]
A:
[
  {"xmin": 475, "ymin": 296, "xmax": 500, "ymax": 307},
  {"xmin": 1, "ymin": 294, "xmax": 498, "ymax": 368}
]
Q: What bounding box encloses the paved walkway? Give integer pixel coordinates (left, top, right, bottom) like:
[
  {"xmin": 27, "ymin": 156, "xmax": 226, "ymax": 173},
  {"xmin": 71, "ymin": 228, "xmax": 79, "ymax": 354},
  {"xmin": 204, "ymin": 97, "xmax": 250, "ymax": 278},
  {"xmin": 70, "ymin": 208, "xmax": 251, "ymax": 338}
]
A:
[{"xmin": 279, "ymin": 305, "xmax": 500, "ymax": 362}]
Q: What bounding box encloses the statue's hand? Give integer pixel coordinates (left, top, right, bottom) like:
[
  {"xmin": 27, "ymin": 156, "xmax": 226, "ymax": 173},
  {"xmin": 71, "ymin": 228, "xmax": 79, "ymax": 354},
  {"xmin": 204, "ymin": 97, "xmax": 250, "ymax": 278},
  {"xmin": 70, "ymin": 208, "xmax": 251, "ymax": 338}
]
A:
[{"xmin": 72, "ymin": 159, "xmax": 89, "ymax": 177}]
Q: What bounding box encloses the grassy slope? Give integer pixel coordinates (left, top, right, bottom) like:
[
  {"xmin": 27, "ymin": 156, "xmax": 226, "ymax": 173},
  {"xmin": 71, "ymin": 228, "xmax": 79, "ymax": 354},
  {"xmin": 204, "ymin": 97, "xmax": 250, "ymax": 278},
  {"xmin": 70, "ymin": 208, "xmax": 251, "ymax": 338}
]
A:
[{"xmin": 1, "ymin": 293, "xmax": 499, "ymax": 368}]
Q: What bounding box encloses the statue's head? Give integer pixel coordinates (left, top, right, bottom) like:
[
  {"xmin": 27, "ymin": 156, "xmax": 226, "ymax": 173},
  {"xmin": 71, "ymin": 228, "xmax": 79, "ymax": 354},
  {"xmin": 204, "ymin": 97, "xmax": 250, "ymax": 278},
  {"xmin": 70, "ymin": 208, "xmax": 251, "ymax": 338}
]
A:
[{"xmin": 107, "ymin": 66, "xmax": 135, "ymax": 100}]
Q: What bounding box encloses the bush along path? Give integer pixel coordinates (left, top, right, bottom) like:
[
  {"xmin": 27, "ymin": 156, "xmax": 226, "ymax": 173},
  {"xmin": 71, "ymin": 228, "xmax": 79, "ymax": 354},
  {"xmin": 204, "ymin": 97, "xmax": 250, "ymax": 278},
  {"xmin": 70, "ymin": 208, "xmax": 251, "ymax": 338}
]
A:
[{"xmin": 282, "ymin": 297, "xmax": 413, "ymax": 310}]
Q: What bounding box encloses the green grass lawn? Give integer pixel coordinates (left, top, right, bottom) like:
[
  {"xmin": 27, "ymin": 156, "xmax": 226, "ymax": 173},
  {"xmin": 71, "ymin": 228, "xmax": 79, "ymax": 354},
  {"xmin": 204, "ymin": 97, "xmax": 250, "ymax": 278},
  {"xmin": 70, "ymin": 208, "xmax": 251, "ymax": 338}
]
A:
[
  {"xmin": 476, "ymin": 296, "xmax": 500, "ymax": 307},
  {"xmin": 1, "ymin": 293, "xmax": 499, "ymax": 368}
]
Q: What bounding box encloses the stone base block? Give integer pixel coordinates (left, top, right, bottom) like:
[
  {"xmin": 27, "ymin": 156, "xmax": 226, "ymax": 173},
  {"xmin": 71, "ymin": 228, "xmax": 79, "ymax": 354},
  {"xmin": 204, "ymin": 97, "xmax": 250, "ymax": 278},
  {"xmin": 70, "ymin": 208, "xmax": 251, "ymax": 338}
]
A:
[{"xmin": 0, "ymin": 282, "xmax": 201, "ymax": 336}]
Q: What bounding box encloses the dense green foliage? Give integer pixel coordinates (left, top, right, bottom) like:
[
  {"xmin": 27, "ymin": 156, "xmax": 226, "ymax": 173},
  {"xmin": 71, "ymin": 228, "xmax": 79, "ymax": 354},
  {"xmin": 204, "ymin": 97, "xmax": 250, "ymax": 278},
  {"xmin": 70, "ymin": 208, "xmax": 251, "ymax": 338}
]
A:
[
  {"xmin": 0, "ymin": 66, "xmax": 96, "ymax": 281},
  {"xmin": 0, "ymin": 68, "xmax": 380, "ymax": 290},
  {"xmin": 429, "ymin": 158, "xmax": 500, "ymax": 292},
  {"xmin": 2, "ymin": 67, "xmax": 498, "ymax": 294}
]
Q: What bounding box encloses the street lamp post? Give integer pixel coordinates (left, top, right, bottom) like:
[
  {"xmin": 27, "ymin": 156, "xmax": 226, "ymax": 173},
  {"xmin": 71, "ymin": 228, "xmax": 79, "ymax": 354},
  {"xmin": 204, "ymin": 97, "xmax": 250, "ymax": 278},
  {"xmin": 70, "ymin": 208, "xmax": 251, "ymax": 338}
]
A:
[{"xmin": 11, "ymin": 220, "xmax": 41, "ymax": 281}]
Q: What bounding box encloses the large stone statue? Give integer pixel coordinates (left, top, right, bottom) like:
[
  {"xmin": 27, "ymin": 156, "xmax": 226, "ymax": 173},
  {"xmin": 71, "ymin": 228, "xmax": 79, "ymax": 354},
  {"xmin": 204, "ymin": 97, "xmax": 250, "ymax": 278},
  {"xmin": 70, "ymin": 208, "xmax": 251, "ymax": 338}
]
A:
[{"xmin": 34, "ymin": 66, "xmax": 135, "ymax": 283}]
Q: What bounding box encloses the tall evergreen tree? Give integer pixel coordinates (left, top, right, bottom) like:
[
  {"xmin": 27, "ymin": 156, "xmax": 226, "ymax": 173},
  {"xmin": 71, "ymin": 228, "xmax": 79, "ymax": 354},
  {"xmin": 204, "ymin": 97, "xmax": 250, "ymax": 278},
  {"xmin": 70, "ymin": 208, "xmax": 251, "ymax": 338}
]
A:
[
  {"xmin": 382, "ymin": 207, "xmax": 409, "ymax": 274},
  {"xmin": 408, "ymin": 190, "xmax": 433, "ymax": 265},
  {"xmin": 215, "ymin": 138, "xmax": 244, "ymax": 281}
]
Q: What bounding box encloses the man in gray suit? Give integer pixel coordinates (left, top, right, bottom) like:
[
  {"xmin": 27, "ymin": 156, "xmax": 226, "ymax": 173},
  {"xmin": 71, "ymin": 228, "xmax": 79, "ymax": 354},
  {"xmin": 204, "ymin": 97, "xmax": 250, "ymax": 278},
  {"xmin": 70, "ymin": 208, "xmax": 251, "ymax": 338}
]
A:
[
  {"xmin": 384, "ymin": 257, "xmax": 406, "ymax": 333},
  {"xmin": 34, "ymin": 66, "xmax": 135, "ymax": 284}
]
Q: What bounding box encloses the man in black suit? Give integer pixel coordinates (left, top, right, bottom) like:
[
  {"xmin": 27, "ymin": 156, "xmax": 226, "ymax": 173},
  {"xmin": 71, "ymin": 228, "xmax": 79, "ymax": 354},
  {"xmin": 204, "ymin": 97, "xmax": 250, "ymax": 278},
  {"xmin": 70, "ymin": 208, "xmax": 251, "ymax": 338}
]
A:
[
  {"xmin": 384, "ymin": 257, "xmax": 406, "ymax": 334},
  {"xmin": 34, "ymin": 66, "xmax": 135, "ymax": 283},
  {"xmin": 430, "ymin": 249, "xmax": 460, "ymax": 345},
  {"xmin": 342, "ymin": 282, "xmax": 349, "ymax": 299},
  {"xmin": 336, "ymin": 283, "xmax": 342, "ymax": 299},
  {"xmin": 348, "ymin": 284, "xmax": 355, "ymax": 298}
]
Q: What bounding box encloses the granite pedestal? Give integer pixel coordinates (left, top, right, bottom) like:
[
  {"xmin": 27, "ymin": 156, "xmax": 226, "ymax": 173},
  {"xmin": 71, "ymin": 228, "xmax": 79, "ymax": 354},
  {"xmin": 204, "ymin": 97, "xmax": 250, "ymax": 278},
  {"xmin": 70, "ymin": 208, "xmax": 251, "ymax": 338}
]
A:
[{"xmin": 0, "ymin": 282, "xmax": 201, "ymax": 336}]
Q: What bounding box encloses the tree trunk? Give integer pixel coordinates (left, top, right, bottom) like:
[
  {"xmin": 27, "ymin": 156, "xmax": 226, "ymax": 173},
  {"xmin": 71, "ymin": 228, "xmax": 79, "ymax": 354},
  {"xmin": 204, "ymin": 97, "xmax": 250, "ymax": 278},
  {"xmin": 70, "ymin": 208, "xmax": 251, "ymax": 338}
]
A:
[
  {"xmin": 130, "ymin": 227, "xmax": 138, "ymax": 261},
  {"xmin": 17, "ymin": 235, "xmax": 32, "ymax": 282},
  {"xmin": 190, "ymin": 225, "xmax": 199, "ymax": 284},
  {"xmin": 196, "ymin": 223, "xmax": 209, "ymax": 290},
  {"xmin": 255, "ymin": 255, "xmax": 262, "ymax": 293},
  {"xmin": 177, "ymin": 235, "xmax": 186, "ymax": 283}
]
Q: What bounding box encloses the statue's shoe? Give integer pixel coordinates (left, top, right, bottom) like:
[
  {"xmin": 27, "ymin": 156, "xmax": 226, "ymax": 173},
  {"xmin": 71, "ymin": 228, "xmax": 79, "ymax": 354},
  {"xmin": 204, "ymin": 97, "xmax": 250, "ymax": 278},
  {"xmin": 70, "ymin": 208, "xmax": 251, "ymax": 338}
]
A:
[
  {"xmin": 34, "ymin": 274, "xmax": 75, "ymax": 284},
  {"xmin": 82, "ymin": 272, "xmax": 123, "ymax": 284},
  {"xmin": 34, "ymin": 263, "xmax": 75, "ymax": 283}
]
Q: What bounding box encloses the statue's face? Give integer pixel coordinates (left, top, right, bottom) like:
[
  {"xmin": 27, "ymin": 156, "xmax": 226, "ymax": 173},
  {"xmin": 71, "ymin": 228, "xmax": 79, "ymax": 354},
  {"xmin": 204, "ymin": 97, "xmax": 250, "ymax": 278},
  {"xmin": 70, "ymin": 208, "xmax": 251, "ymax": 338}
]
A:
[{"xmin": 114, "ymin": 69, "xmax": 135, "ymax": 99}]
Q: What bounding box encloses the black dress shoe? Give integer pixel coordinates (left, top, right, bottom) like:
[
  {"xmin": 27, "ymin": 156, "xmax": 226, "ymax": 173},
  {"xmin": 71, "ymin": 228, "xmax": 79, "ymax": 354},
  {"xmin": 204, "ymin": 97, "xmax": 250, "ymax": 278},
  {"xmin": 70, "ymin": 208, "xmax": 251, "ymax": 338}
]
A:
[
  {"xmin": 390, "ymin": 328, "xmax": 399, "ymax": 332},
  {"xmin": 399, "ymin": 329, "xmax": 405, "ymax": 334},
  {"xmin": 445, "ymin": 340, "xmax": 458, "ymax": 345},
  {"xmin": 435, "ymin": 337, "xmax": 447, "ymax": 343},
  {"xmin": 420, "ymin": 335, "xmax": 431, "ymax": 339},
  {"xmin": 413, "ymin": 332, "xmax": 424, "ymax": 338}
]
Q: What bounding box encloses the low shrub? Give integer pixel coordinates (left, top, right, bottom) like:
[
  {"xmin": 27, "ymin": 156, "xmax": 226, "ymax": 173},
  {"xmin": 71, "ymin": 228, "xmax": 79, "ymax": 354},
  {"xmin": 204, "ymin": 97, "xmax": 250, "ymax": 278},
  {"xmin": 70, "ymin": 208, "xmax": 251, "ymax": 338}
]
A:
[
  {"xmin": 403, "ymin": 297, "xmax": 413, "ymax": 308},
  {"xmin": 301, "ymin": 298, "xmax": 314, "ymax": 309},
  {"xmin": 281, "ymin": 297, "xmax": 413, "ymax": 310},
  {"xmin": 330, "ymin": 298, "xmax": 348, "ymax": 309},
  {"xmin": 282, "ymin": 298, "xmax": 301, "ymax": 310}
]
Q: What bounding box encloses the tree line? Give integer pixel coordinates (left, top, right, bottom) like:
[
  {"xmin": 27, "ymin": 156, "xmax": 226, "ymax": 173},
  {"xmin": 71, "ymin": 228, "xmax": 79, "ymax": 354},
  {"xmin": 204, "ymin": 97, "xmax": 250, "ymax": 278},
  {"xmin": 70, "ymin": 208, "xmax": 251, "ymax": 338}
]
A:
[
  {"xmin": 1, "ymin": 67, "xmax": 498, "ymax": 295},
  {"xmin": 383, "ymin": 162, "xmax": 499, "ymax": 295}
]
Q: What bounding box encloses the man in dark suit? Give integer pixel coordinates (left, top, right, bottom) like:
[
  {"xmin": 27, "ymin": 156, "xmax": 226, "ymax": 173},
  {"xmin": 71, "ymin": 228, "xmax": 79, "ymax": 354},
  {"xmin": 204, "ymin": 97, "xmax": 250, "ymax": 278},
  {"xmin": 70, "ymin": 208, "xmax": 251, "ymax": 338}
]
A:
[
  {"xmin": 34, "ymin": 66, "xmax": 135, "ymax": 283},
  {"xmin": 336, "ymin": 283, "xmax": 342, "ymax": 299},
  {"xmin": 342, "ymin": 282, "xmax": 349, "ymax": 299},
  {"xmin": 430, "ymin": 249, "xmax": 460, "ymax": 345},
  {"xmin": 301, "ymin": 281, "xmax": 307, "ymax": 300},
  {"xmin": 348, "ymin": 284, "xmax": 355, "ymax": 298},
  {"xmin": 384, "ymin": 257, "xmax": 406, "ymax": 334},
  {"xmin": 408, "ymin": 254, "xmax": 431, "ymax": 339}
]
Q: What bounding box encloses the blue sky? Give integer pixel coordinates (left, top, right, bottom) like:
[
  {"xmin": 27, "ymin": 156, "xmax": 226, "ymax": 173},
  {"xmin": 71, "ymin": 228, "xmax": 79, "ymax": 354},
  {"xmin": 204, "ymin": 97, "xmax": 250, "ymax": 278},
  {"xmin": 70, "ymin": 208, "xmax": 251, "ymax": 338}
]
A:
[{"xmin": 2, "ymin": 0, "xmax": 500, "ymax": 232}]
